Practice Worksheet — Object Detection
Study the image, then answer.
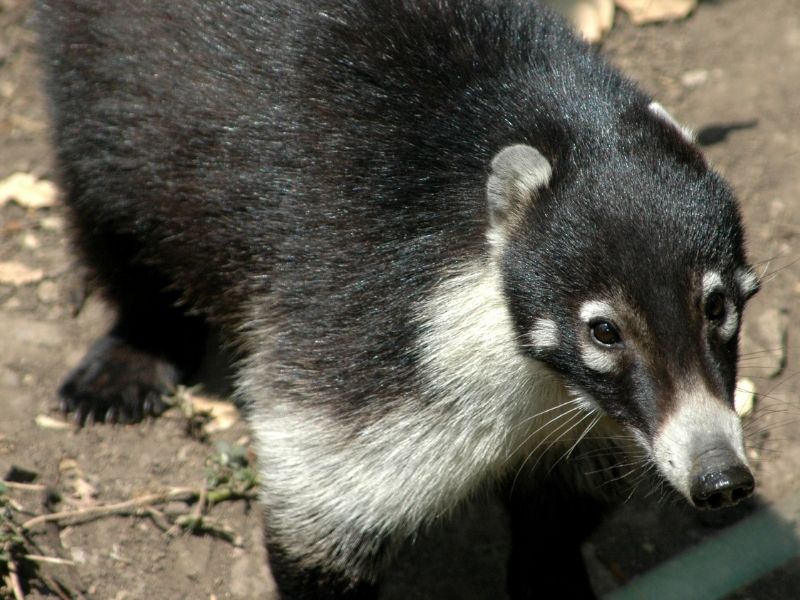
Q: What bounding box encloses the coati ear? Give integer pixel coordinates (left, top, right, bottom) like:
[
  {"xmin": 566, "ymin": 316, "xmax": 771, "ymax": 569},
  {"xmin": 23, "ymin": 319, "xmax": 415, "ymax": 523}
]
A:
[
  {"xmin": 648, "ymin": 102, "xmax": 695, "ymax": 144},
  {"xmin": 486, "ymin": 144, "xmax": 552, "ymax": 231}
]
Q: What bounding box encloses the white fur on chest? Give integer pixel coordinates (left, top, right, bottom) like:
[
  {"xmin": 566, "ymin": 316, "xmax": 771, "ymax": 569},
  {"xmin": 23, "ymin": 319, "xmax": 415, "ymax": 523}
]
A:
[{"xmin": 243, "ymin": 260, "xmax": 585, "ymax": 576}]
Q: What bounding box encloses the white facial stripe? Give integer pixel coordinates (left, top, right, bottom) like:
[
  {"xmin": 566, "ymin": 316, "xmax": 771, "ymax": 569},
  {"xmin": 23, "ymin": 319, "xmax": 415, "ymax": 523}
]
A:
[
  {"xmin": 736, "ymin": 267, "xmax": 760, "ymax": 298},
  {"xmin": 651, "ymin": 381, "xmax": 748, "ymax": 501},
  {"xmin": 529, "ymin": 318, "xmax": 559, "ymax": 349}
]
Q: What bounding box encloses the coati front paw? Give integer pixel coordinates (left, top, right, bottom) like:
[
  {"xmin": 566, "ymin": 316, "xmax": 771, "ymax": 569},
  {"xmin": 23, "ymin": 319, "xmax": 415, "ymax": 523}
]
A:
[{"xmin": 59, "ymin": 335, "xmax": 178, "ymax": 425}]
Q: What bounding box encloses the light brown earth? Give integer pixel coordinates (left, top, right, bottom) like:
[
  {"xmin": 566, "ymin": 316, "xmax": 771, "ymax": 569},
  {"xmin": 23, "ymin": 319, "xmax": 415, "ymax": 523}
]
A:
[{"xmin": 1, "ymin": 0, "xmax": 798, "ymax": 597}]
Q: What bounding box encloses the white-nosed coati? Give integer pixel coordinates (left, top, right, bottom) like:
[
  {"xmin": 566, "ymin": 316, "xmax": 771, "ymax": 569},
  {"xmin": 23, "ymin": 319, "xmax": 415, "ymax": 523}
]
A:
[{"xmin": 36, "ymin": 1, "xmax": 759, "ymax": 597}]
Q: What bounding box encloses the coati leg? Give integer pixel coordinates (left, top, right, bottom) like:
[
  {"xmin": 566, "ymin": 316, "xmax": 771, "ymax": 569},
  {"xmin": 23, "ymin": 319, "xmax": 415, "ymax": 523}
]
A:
[
  {"xmin": 505, "ymin": 476, "xmax": 606, "ymax": 600},
  {"xmin": 59, "ymin": 213, "xmax": 208, "ymax": 424}
]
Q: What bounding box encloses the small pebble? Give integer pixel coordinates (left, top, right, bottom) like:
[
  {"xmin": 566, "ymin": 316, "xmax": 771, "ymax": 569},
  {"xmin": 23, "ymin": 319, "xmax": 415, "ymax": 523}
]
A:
[
  {"xmin": 22, "ymin": 232, "xmax": 39, "ymax": 249},
  {"xmin": 70, "ymin": 547, "xmax": 88, "ymax": 564},
  {"xmin": 681, "ymin": 69, "xmax": 709, "ymax": 87},
  {"xmin": 37, "ymin": 279, "xmax": 59, "ymax": 304},
  {"xmin": 40, "ymin": 215, "xmax": 65, "ymax": 231}
]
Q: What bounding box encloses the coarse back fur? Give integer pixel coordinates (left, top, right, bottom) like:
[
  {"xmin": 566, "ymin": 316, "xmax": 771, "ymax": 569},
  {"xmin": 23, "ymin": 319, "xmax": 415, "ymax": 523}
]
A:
[{"xmin": 37, "ymin": 0, "xmax": 692, "ymax": 356}]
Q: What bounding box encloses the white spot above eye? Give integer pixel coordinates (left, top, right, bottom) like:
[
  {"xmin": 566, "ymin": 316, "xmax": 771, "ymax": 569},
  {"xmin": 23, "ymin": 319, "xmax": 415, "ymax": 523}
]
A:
[
  {"xmin": 529, "ymin": 318, "xmax": 559, "ymax": 349},
  {"xmin": 702, "ymin": 271, "xmax": 723, "ymax": 298},
  {"xmin": 579, "ymin": 300, "xmax": 617, "ymax": 324}
]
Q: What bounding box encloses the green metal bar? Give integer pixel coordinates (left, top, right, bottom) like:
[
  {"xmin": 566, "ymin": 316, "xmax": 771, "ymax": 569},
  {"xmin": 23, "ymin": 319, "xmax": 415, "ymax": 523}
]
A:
[{"xmin": 604, "ymin": 500, "xmax": 800, "ymax": 600}]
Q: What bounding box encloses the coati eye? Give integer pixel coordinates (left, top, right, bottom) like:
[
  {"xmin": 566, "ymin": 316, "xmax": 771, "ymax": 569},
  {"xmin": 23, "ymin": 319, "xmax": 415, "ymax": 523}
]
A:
[
  {"xmin": 705, "ymin": 291, "xmax": 726, "ymax": 322},
  {"xmin": 590, "ymin": 320, "xmax": 621, "ymax": 346}
]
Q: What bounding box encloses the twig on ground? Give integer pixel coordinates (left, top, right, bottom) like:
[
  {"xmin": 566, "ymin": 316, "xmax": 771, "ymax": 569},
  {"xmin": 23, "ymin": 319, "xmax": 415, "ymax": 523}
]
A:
[
  {"xmin": 5, "ymin": 557, "xmax": 25, "ymax": 600},
  {"xmin": 23, "ymin": 554, "xmax": 75, "ymax": 567},
  {"xmin": 21, "ymin": 487, "xmax": 199, "ymax": 530},
  {"xmin": 144, "ymin": 507, "xmax": 172, "ymax": 532},
  {"xmin": 0, "ymin": 483, "xmax": 46, "ymax": 493},
  {"xmin": 173, "ymin": 514, "xmax": 243, "ymax": 547}
]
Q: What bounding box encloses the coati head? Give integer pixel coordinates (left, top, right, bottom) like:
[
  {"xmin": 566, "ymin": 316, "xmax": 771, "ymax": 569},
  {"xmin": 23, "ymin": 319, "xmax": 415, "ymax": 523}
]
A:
[{"xmin": 489, "ymin": 102, "xmax": 758, "ymax": 509}]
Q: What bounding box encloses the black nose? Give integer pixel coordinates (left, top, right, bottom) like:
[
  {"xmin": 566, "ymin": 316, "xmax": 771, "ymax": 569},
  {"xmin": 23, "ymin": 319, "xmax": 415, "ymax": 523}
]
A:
[{"xmin": 690, "ymin": 464, "xmax": 754, "ymax": 510}]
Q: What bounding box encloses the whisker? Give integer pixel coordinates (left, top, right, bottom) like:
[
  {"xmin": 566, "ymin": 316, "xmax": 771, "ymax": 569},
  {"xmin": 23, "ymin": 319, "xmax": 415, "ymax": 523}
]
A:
[
  {"xmin": 505, "ymin": 403, "xmax": 587, "ymax": 462},
  {"xmin": 546, "ymin": 413, "xmax": 603, "ymax": 476},
  {"xmin": 530, "ymin": 411, "xmax": 598, "ymax": 475},
  {"xmin": 739, "ymin": 347, "xmax": 792, "ymax": 357},
  {"xmin": 509, "ymin": 410, "xmax": 585, "ymax": 493},
  {"xmin": 758, "ymin": 254, "xmax": 800, "ymax": 282},
  {"xmin": 597, "ymin": 464, "xmax": 643, "ymax": 488},
  {"xmin": 583, "ymin": 456, "xmax": 649, "ymax": 477},
  {"xmin": 509, "ymin": 398, "xmax": 587, "ymax": 432}
]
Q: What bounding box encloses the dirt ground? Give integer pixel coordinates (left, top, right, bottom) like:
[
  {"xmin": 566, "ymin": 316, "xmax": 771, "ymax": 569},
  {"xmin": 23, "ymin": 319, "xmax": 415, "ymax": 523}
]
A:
[{"xmin": 1, "ymin": 0, "xmax": 798, "ymax": 598}]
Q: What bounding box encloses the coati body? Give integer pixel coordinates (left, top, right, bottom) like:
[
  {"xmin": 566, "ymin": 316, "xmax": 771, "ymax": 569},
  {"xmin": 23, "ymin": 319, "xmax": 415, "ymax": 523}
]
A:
[{"xmin": 37, "ymin": 0, "xmax": 759, "ymax": 598}]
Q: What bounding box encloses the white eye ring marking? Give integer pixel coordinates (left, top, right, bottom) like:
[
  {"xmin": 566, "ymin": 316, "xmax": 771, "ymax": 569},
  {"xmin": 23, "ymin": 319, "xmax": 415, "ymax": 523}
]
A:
[
  {"xmin": 580, "ymin": 340, "xmax": 620, "ymax": 373},
  {"xmin": 702, "ymin": 271, "xmax": 738, "ymax": 341},
  {"xmin": 579, "ymin": 301, "xmax": 622, "ymax": 373}
]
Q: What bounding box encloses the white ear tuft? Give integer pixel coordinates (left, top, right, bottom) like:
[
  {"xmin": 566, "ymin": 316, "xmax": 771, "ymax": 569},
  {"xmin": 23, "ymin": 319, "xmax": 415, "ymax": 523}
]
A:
[
  {"xmin": 648, "ymin": 102, "xmax": 695, "ymax": 143},
  {"xmin": 486, "ymin": 144, "xmax": 552, "ymax": 231},
  {"xmin": 735, "ymin": 267, "xmax": 760, "ymax": 299}
]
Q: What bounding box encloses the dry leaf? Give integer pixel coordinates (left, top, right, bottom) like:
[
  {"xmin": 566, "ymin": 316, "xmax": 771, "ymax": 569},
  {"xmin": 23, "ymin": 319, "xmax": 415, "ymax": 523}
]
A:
[
  {"xmin": 615, "ymin": 0, "xmax": 696, "ymax": 24},
  {"xmin": 59, "ymin": 458, "xmax": 99, "ymax": 508},
  {"xmin": 190, "ymin": 395, "xmax": 240, "ymax": 433},
  {"xmin": 172, "ymin": 386, "xmax": 240, "ymax": 434},
  {"xmin": 0, "ymin": 172, "xmax": 59, "ymax": 209},
  {"xmin": 546, "ymin": 0, "xmax": 615, "ymax": 42},
  {"xmin": 35, "ymin": 414, "xmax": 72, "ymax": 430},
  {"xmin": 0, "ymin": 260, "xmax": 45, "ymax": 285},
  {"xmin": 734, "ymin": 377, "xmax": 756, "ymax": 417}
]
